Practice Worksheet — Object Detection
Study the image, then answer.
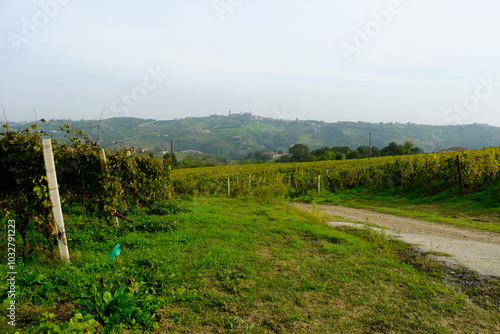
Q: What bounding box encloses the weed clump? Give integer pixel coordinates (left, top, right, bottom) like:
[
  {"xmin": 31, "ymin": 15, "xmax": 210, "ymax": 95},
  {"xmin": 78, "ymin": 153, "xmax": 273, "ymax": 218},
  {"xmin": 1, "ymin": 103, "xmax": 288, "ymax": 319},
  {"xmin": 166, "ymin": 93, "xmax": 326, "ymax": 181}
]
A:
[{"xmin": 148, "ymin": 200, "xmax": 191, "ymax": 216}]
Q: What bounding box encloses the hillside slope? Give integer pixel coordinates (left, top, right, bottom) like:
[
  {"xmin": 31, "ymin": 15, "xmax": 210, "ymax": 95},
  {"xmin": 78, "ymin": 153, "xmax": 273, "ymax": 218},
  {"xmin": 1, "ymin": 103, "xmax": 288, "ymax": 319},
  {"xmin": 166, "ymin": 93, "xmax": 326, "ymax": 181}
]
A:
[{"xmin": 7, "ymin": 113, "xmax": 500, "ymax": 158}]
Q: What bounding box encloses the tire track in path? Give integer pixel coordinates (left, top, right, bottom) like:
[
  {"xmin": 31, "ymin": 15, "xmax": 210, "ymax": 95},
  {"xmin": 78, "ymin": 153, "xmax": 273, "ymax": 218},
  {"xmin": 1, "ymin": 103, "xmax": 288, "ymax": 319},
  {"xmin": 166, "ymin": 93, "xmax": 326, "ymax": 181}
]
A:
[{"xmin": 292, "ymin": 203, "xmax": 500, "ymax": 278}]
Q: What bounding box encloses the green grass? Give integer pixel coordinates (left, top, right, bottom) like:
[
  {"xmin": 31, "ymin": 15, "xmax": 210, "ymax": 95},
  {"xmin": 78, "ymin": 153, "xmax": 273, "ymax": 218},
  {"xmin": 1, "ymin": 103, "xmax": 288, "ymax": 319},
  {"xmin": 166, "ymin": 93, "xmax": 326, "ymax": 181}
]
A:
[
  {"xmin": 295, "ymin": 133, "xmax": 323, "ymax": 147},
  {"xmin": 293, "ymin": 181, "xmax": 500, "ymax": 232},
  {"xmin": 1, "ymin": 198, "xmax": 499, "ymax": 333}
]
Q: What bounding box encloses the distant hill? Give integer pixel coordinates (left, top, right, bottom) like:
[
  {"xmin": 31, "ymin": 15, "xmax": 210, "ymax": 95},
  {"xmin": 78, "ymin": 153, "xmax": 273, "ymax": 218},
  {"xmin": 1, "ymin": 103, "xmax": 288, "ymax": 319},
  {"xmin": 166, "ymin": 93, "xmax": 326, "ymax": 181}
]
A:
[{"xmin": 5, "ymin": 113, "xmax": 500, "ymax": 159}]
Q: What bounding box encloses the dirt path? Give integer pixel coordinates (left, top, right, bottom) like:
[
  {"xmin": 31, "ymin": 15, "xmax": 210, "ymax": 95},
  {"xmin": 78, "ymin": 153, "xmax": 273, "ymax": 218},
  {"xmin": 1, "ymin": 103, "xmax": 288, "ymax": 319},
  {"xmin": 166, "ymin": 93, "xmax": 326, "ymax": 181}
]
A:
[{"xmin": 292, "ymin": 203, "xmax": 500, "ymax": 278}]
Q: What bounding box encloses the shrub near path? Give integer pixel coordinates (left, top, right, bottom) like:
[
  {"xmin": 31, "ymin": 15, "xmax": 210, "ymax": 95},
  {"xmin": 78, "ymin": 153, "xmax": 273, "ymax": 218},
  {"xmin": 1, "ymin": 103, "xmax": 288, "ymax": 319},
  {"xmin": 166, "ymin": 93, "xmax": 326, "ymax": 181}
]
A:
[{"xmin": 1, "ymin": 198, "xmax": 499, "ymax": 333}]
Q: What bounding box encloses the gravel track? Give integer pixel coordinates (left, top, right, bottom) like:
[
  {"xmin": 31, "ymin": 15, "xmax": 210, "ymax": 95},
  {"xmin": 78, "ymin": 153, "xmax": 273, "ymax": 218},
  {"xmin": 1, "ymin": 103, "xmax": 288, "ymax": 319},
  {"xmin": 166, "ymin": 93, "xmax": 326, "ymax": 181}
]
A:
[{"xmin": 292, "ymin": 203, "xmax": 500, "ymax": 278}]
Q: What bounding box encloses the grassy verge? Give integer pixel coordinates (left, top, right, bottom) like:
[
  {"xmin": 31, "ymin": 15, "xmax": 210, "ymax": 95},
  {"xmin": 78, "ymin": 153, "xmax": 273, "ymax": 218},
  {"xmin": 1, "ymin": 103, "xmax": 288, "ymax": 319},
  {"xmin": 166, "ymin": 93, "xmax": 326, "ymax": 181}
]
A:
[
  {"xmin": 292, "ymin": 181, "xmax": 500, "ymax": 232},
  {"xmin": 1, "ymin": 198, "xmax": 499, "ymax": 333}
]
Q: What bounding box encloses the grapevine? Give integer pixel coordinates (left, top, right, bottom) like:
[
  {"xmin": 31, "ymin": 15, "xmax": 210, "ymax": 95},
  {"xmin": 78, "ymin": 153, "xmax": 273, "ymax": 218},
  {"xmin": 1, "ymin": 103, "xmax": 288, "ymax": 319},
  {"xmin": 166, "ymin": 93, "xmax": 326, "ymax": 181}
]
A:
[
  {"xmin": 171, "ymin": 148, "xmax": 500, "ymax": 197},
  {"xmin": 0, "ymin": 122, "xmax": 172, "ymax": 254}
]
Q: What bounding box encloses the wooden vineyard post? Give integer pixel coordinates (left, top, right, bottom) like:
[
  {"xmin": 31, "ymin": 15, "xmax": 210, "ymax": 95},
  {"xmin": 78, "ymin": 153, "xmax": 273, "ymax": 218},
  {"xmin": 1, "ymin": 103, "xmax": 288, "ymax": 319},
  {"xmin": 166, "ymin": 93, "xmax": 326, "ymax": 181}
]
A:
[
  {"xmin": 456, "ymin": 155, "xmax": 464, "ymax": 195},
  {"xmin": 99, "ymin": 149, "xmax": 120, "ymax": 226},
  {"xmin": 228, "ymin": 178, "xmax": 231, "ymax": 196},
  {"xmin": 288, "ymin": 174, "xmax": 292, "ymax": 189},
  {"xmin": 248, "ymin": 174, "xmax": 252, "ymax": 189},
  {"xmin": 99, "ymin": 149, "xmax": 107, "ymax": 174},
  {"xmin": 126, "ymin": 149, "xmax": 132, "ymax": 166},
  {"xmin": 42, "ymin": 139, "xmax": 70, "ymax": 263},
  {"xmin": 318, "ymin": 175, "xmax": 321, "ymax": 193}
]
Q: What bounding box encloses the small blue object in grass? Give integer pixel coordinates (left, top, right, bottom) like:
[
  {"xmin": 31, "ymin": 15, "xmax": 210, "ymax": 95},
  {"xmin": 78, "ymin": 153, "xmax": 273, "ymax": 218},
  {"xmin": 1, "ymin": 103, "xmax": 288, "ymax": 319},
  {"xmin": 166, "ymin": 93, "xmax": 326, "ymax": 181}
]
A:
[{"xmin": 108, "ymin": 244, "xmax": 121, "ymax": 260}]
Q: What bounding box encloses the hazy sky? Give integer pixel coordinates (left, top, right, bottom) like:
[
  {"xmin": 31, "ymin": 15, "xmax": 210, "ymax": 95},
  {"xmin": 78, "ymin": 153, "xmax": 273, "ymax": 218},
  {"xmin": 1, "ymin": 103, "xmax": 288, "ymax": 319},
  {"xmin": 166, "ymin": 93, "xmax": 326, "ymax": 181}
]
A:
[{"xmin": 2, "ymin": 0, "xmax": 500, "ymax": 126}]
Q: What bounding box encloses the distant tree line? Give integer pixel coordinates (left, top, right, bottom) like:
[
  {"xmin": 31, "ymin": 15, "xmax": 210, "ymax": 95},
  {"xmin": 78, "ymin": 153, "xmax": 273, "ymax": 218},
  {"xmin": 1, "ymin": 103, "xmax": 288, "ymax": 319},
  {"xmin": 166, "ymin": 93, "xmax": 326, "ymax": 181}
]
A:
[
  {"xmin": 279, "ymin": 141, "xmax": 423, "ymax": 163},
  {"xmin": 172, "ymin": 153, "xmax": 228, "ymax": 168},
  {"xmin": 151, "ymin": 141, "xmax": 424, "ymax": 167}
]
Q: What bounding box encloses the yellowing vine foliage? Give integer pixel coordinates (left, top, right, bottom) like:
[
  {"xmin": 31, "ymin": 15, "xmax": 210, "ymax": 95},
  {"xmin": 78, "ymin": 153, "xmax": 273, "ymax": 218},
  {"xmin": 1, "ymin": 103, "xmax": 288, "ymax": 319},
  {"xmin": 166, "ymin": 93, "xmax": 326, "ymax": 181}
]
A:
[
  {"xmin": 0, "ymin": 122, "xmax": 172, "ymax": 253},
  {"xmin": 172, "ymin": 147, "xmax": 500, "ymax": 197}
]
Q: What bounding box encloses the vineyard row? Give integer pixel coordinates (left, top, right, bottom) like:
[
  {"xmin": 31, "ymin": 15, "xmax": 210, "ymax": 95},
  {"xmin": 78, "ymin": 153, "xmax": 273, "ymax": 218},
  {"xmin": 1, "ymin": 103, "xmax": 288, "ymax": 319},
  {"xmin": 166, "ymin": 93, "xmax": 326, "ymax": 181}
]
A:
[
  {"xmin": 171, "ymin": 147, "xmax": 500, "ymax": 196},
  {"xmin": 2, "ymin": 122, "xmax": 500, "ymax": 253},
  {"xmin": 1, "ymin": 123, "xmax": 172, "ymax": 252}
]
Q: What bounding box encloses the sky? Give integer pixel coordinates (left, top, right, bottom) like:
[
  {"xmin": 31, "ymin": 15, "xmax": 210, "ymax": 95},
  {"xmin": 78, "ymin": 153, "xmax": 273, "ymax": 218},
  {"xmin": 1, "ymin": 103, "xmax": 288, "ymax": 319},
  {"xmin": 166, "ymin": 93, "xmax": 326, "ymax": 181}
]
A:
[{"xmin": 1, "ymin": 0, "xmax": 500, "ymax": 126}]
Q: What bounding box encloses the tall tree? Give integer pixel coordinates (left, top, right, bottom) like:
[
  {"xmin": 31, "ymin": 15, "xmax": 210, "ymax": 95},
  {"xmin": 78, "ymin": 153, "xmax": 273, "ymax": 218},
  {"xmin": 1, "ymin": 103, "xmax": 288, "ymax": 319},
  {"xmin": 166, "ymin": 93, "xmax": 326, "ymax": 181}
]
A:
[
  {"xmin": 403, "ymin": 140, "xmax": 415, "ymax": 155},
  {"xmin": 289, "ymin": 144, "xmax": 311, "ymax": 162}
]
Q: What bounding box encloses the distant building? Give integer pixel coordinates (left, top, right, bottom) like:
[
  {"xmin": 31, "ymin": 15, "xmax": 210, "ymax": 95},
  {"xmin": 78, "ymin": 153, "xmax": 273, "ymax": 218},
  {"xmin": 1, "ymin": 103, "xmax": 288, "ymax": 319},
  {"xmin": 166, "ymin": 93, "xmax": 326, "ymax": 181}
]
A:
[
  {"xmin": 182, "ymin": 149, "xmax": 203, "ymax": 154},
  {"xmin": 264, "ymin": 152, "xmax": 290, "ymax": 159},
  {"xmin": 434, "ymin": 147, "xmax": 468, "ymax": 153}
]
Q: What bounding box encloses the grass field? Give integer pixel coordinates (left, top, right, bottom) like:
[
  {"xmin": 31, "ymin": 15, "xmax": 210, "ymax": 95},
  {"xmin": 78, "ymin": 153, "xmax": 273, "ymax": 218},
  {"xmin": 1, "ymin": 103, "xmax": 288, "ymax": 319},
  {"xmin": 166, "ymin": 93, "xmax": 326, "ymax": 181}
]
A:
[{"xmin": 2, "ymin": 197, "xmax": 499, "ymax": 333}]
